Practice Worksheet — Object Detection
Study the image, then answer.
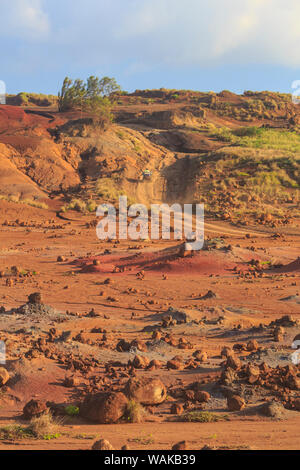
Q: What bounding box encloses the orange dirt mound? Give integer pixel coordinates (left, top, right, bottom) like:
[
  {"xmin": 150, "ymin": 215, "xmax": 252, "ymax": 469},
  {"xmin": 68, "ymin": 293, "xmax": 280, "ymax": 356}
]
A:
[
  {"xmin": 0, "ymin": 105, "xmax": 31, "ymax": 131},
  {"xmin": 73, "ymin": 245, "xmax": 264, "ymax": 276}
]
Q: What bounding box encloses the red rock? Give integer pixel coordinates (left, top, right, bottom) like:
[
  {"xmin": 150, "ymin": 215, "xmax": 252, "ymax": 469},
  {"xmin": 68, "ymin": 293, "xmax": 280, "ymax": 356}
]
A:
[
  {"xmin": 92, "ymin": 439, "xmax": 114, "ymax": 450},
  {"xmin": 170, "ymin": 403, "xmax": 184, "ymax": 415},
  {"xmin": 225, "ymin": 355, "xmax": 241, "ymax": 370},
  {"xmin": 80, "ymin": 392, "xmax": 128, "ymax": 424},
  {"xmin": 23, "ymin": 399, "xmax": 49, "ymax": 420},
  {"xmin": 147, "ymin": 359, "xmax": 162, "ymax": 370},
  {"xmin": 132, "ymin": 355, "xmax": 150, "ymax": 369},
  {"xmin": 195, "ymin": 390, "xmax": 210, "ymax": 403},
  {"xmin": 247, "ymin": 339, "xmax": 259, "ymax": 351},
  {"xmin": 227, "ymin": 395, "xmax": 245, "ymax": 411},
  {"xmin": 167, "ymin": 359, "xmax": 183, "ymax": 370},
  {"xmin": 172, "ymin": 441, "xmax": 188, "ymax": 450},
  {"xmin": 124, "ymin": 377, "xmax": 167, "ymax": 405}
]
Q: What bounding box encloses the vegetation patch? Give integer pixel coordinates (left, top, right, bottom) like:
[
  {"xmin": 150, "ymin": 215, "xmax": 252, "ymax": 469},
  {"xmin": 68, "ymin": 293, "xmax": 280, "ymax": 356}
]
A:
[
  {"xmin": 0, "ymin": 195, "xmax": 48, "ymax": 210},
  {"xmin": 180, "ymin": 411, "xmax": 229, "ymax": 423},
  {"xmin": 0, "ymin": 414, "xmax": 62, "ymax": 441}
]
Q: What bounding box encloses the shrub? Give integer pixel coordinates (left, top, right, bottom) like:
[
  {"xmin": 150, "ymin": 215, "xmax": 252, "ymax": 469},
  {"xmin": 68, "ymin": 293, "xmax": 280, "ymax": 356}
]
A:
[
  {"xmin": 65, "ymin": 405, "xmax": 80, "ymax": 417},
  {"xmin": 124, "ymin": 400, "xmax": 147, "ymax": 423},
  {"xmin": 28, "ymin": 413, "xmax": 61, "ymax": 439}
]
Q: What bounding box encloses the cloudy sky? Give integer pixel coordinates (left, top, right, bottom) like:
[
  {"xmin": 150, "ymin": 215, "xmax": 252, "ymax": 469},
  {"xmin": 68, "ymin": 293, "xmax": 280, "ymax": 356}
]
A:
[{"xmin": 1, "ymin": 0, "xmax": 300, "ymax": 95}]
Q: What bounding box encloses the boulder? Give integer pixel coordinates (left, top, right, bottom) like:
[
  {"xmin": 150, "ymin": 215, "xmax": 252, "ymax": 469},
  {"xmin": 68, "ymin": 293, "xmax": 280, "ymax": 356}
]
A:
[
  {"xmin": 165, "ymin": 307, "xmax": 191, "ymax": 323},
  {"xmin": 132, "ymin": 355, "xmax": 150, "ymax": 369},
  {"xmin": 167, "ymin": 359, "xmax": 183, "ymax": 370},
  {"xmin": 80, "ymin": 392, "xmax": 128, "ymax": 424},
  {"xmin": 28, "ymin": 292, "xmax": 42, "ymax": 305},
  {"xmin": 23, "ymin": 399, "xmax": 49, "ymax": 420},
  {"xmin": 260, "ymin": 401, "xmax": 285, "ymax": 418},
  {"xmin": 227, "ymin": 395, "xmax": 245, "ymax": 411},
  {"xmin": 147, "ymin": 359, "xmax": 162, "ymax": 370},
  {"xmin": 124, "ymin": 377, "xmax": 166, "ymax": 405},
  {"xmin": 192, "ymin": 350, "xmax": 208, "ymax": 362}
]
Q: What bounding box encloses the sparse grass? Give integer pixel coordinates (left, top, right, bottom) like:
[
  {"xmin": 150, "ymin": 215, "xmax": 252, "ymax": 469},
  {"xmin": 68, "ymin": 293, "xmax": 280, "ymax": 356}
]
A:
[
  {"xmin": 128, "ymin": 433, "xmax": 155, "ymax": 446},
  {"xmin": 28, "ymin": 413, "xmax": 62, "ymax": 439},
  {"xmin": 124, "ymin": 400, "xmax": 148, "ymax": 423},
  {"xmin": 73, "ymin": 433, "xmax": 96, "ymax": 440},
  {"xmin": 210, "ymin": 126, "xmax": 300, "ymax": 154},
  {"xmin": 96, "ymin": 177, "xmax": 125, "ymax": 201},
  {"xmin": 0, "ymin": 195, "xmax": 48, "ymax": 209},
  {"xmin": 180, "ymin": 411, "xmax": 229, "ymax": 423},
  {"xmin": 7, "ymin": 92, "xmax": 57, "ymax": 107},
  {"xmin": 61, "ymin": 198, "xmax": 98, "ymax": 213},
  {"xmin": 193, "ymin": 143, "xmax": 300, "ymax": 221},
  {"xmin": 0, "ymin": 425, "xmax": 35, "ymax": 440},
  {"xmin": 0, "ymin": 414, "xmax": 62, "ymax": 441}
]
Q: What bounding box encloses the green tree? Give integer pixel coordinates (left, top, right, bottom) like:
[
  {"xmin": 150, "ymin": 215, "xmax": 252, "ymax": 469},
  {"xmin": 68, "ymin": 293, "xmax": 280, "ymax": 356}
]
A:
[
  {"xmin": 99, "ymin": 76, "xmax": 121, "ymax": 98},
  {"xmin": 58, "ymin": 77, "xmax": 73, "ymax": 112},
  {"xmin": 58, "ymin": 75, "xmax": 121, "ymax": 112}
]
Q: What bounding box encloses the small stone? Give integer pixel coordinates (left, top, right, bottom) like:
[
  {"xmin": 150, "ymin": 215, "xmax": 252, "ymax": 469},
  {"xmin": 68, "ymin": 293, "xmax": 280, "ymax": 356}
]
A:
[
  {"xmin": 28, "ymin": 292, "xmax": 42, "ymax": 305},
  {"xmin": 170, "ymin": 403, "xmax": 184, "ymax": 415},
  {"xmin": 247, "ymin": 339, "xmax": 259, "ymax": 351},
  {"xmin": 225, "ymin": 355, "xmax": 241, "ymax": 370},
  {"xmin": 92, "ymin": 439, "xmax": 114, "ymax": 450},
  {"xmin": 172, "ymin": 441, "xmax": 188, "ymax": 450},
  {"xmin": 194, "ymin": 391, "xmax": 210, "ymax": 403}
]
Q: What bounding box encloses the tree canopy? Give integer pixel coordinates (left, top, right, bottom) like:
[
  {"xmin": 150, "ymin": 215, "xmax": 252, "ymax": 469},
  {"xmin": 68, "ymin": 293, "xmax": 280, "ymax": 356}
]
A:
[{"xmin": 58, "ymin": 75, "xmax": 121, "ymax": 113}]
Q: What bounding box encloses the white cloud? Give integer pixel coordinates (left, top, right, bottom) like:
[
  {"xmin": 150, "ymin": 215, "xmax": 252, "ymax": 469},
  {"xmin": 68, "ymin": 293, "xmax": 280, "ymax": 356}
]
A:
[
  {"xmin": 0, "ymin": 0, "xmax": 49, "ymax": 40},
  {"xmin": 2, "ymin": 0, "xmax": 300, "ymax": 82},
  {"xmin": 115, "ymin": 0, "xmax": 300, "ymax": 67}
]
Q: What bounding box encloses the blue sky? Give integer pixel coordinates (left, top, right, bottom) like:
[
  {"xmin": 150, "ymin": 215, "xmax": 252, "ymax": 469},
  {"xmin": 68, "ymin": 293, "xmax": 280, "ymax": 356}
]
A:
[{"xmin": 1, "ymin": 0, "xmax": 300, "ymax": 95}]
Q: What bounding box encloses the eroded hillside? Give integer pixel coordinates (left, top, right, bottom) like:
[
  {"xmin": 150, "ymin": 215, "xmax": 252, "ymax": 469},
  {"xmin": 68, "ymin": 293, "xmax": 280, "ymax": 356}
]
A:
[{"xmin": 0, "ymin": 89, "xmax": 299, "ymax": 225}]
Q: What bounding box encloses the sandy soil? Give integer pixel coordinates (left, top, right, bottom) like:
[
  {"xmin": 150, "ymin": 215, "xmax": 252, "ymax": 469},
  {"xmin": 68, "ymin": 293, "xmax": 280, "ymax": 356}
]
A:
[{"xmin": 0, "ymin": 202, "xmax": 299, "ymax": 450}]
